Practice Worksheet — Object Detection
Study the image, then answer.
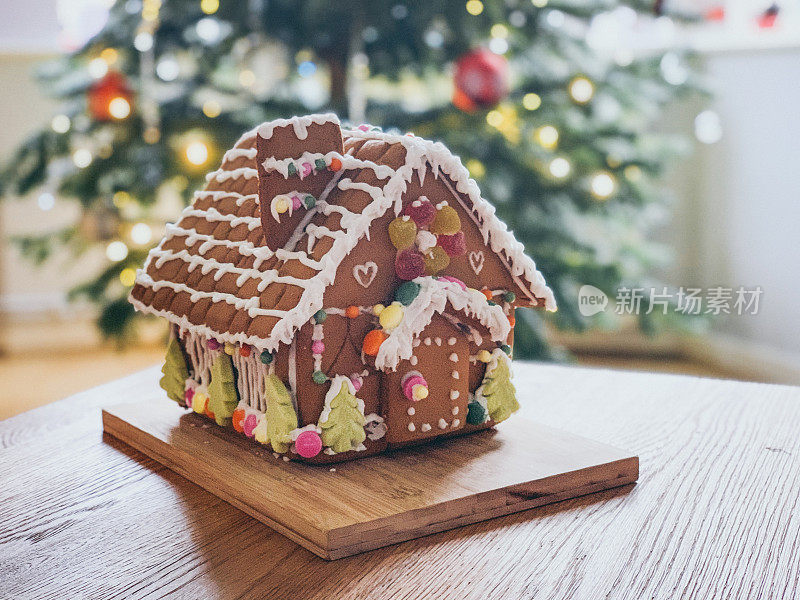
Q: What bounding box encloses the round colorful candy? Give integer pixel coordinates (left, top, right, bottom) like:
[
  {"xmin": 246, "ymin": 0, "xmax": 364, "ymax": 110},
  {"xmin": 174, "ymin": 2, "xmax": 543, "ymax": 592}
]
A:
[
  {"xmin": 253, "ymin": 419, "xmax": 268, "ymax": 444},
  {"xmin": 395, "ymin": 249, "xmax": 426, "ymax": 280},
  {"xmin": 403, "ymin": 199, "xmax": 436, "ymax": 226},
  {"xmin": 232, "ymin": 408, "xmax": 246, "ymax": 432},
  {"xmin": 388, "ymin": 217, "xmax": 418, "ymax": 250},
  {"xmin": 345, "ymin": 305, "xmax": 360, "ymax": 318},
  {"xmin": 500, "ymin": 344, "xmax": 512, "ymax": 355},
  {"xmin": 477, "ymin": 349, "xmax": 493, "ymax": 363},
  {"xmin": 312, "ymin": 370, "xmax": 327, "ymax": 384},
  {"xmin": 311, "ymin": 340, "xmax": 325, "ymax": 354},
  {"xmin": 423, "ymin": 246, "xmax": 450, "ymax": 275},
  {"xmin": 394, "ymin": 280, "xmax": 421, "ymax": 305},
  {"xmin": 184, "ymin": 387, "xmax": 195, "ymax": 408},
  {"xmin": 303, "ymin": 195, "xmax": 316, "ymax": 209},
  {"xmin": 363, "ymin": 329, "xmax": 387, "ymax": 356},
  {"xmin": 260, "ymin": 350, "xmax": 273, "ymax": 364},
  {"xmin": 193, "ymin": 392, "xmax": 208, "ymax": 414},
  {"xmin": 273, "ymin": 195, "xmax": 290, "ymax": 214},
  {"xmin": 350, "ymin": 373, "xmax": 363, "ymax": 392},
  {"xmin": 466, "ymin": 401, "xmax": 487, "ymax": 425},
  {"xmin": 430, "ymin": 205, "xmax": 461, "ymax": 235},
  {"xmin": 504, "ymin": 291, "xmax": 516, "ymax": 303},
  {"xmin": 295, "ymin": 430, "xmax": 323, "ymax": 458},
  {"xmin": 379, "ymin": 303, "xmax": 404, "ymax": 330},
  {"xmin": 224, "ymin": 342, "xmax": 235, "ymax": 355},
  {"xmin": 242, "ymin": 414, "xmax": 257, "ymax": 437},
  {"xmin": 313, "ymin": 309, "xmax": 327, "ymax": 323},
  {"xmin": 402, "ymin": 374, "xmax": 429, "ymax": 402},
  {"xmin": 437, "ymin": 231, "xmax": 467, "ymax": 257},
  {"xmin": 207, "ymin": 338, "xmax": 221, "ymax": 351},
  {"xmin": 329, "ymin": 157, "xmax": 342, "ymax": 171},
  {"xmin": 372, "ymin": 303, "xmax": 385, "ymax": 316},
  {"xmin": 239, "ymin": 345, "xmax": 251, "ymax": 357}
]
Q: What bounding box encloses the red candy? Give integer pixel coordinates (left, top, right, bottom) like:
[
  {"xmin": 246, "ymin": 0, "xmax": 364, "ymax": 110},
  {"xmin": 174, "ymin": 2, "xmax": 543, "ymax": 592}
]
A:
[
  {"xmin": 403, "ymin": 199, "xmax": 436, "ymax": 227},
  {"xmin": 437, "ymin": 231, "xmax": 467, "ymax": 257},
  {"xmin": 395, "ymin": 249, "xmax": 426, "ymax": 280},
  {"xmin": 295, "ymin": 430, "xmax": 323, "ymax": 458}
]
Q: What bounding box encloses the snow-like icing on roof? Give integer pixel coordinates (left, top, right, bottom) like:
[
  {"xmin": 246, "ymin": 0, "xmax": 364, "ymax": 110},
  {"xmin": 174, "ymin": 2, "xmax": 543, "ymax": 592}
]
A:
[
  {"xmin": 130, "ymin": 114, "xmax": 554, "ymax": 360},
  {"xmin": 375, "ymin": 277, "xmax": 511, "ymax": 371}
]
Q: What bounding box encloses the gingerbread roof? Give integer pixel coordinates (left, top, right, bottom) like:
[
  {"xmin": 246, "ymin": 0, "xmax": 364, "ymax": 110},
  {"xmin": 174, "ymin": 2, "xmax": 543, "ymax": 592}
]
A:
[{"xmin": 130, "ymin": 114, "xmax": 555, "ymax": 354}]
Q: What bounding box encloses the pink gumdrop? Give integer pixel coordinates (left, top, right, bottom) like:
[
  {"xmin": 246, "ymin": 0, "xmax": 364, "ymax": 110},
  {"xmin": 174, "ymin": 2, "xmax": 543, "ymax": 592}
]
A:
[
  {"xmin": 300, "ymin": 162, "xmax": 313, "ymax": 177},
  {"xmin": 291, "ymin": 194, "xmax": 302, "ymax": 210},
  {"xmin": 438, "ymin": 275, "xmax": 467, "ymax": 290},
  {"xmin": 311, "ymin": 340, "xmax": 325, "ymax": 355},
  {"xmin": 358, "ymin": 124, "xmax": 370, "ymax": 131},
  {"xmin": 403, "ymin": 199, "xmax": 436, "ymax": 227},
  {"xmin": 242, "ymin": 414, "xmax": 257, "ymax": 437},
  {"xmin": 403, "ymin": 374, "xmax": 427, "ymax": 401},
  {"xmin": 437, "ymin": 231, "xmax": 467, "ymax": 257},
  {"xmin": 184, "ymin": 387, "xmax": 195, "ymax": 407},
  {"xmin": 350, "ymin": 374, "xmax": 363, "ymax": 392},
  {"xmin": 207, "ymin": 338, "xmax": 221, "ymax": 350},
  {"xmin": 295, "ymin": 430, "xmax": 322, "ymax": 458},
  {"xmin": 395, "ymin": 249, "xmax": 426, "ymax": 281}
]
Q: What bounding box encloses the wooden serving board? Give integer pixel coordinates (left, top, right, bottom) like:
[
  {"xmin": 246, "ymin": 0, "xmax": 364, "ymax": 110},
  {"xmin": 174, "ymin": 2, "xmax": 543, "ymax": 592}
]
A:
[{"xmin": 102, "ymin": 401, "xmax": 638, "ymax": 560}]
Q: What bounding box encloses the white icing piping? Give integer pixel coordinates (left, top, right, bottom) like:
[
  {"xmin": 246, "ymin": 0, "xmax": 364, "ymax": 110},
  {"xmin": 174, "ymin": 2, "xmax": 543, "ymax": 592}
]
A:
[
  {"xmin": 183, "ymin": 206, "xmax": 261, "ymax": 231},
  {"xmin": 262, "ymin": 151, "xmax": 394, "ymax": 181},
  {"xmin": 257, "ymin": 113, "xmax": 339, "ymax": 141},
  {"xmin": 374, "ymin": 277, "xmax": 511, "ymax": 371},
  {"xmin": 205, "ymin": 166, "xmax": 258, "ymax": 183}
]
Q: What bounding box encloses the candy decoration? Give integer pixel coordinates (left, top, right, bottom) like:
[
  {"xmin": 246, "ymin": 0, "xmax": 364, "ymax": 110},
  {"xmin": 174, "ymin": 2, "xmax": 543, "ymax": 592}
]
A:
[
  {"xmin": 395, "ymin": 249, "xmax": 426, "ymax": 280},
  {"xmin": 260, "ymin": 350, "xmax": 273, "ymax": 364},
  {"xmin": 350, "ymin": 373, "xmax": 363, "ymax": 392},
  {"xmin": 205, "ymin": 406, "xmax": 216, "ymax": 421},
  {"xmin": 315, "ymin": 158, "xmax": 327, "ymax": 171},
  {"xmin": 291, "ymin": 195, "xmax": 302, "ymax": 211},
  {"xmin": 402, "ymin": 372, "xmax": 429, "ymax": 402},
  {"xmin": 329, "ymin": 157, "xmax": 342, "ymax": 171},
  {"xmin": 388, "ymin": 217, "xmax": 418, "ymax": 250},
  {"xmin": 295, "ymin": 430, "xmax": 323, "ymax": 458},
  {"xmin": 466, "ymin": 400, "xmax": 487, "ymax": 424},
  {"xmin": 311, "ymin": 340, "xmax": 325, "ymax": 354},
  {"xmin": 437, "ymin": 231, "xmax": 467, "ymax": 257},
  {"xmin": 304, "ymin": 195, "xmax": 316, "ymax": 209},
  {"xmin": 438, "ymin": 275, "xmax": 466, "ymax": 290},
  {"xmin": 192, "ymin": 392, "xmax": 208, "ymax": 414},
  {"xmin": 313, "ymin": 309, "xmax": 327, "ymax": 323},
  {"xmin": 232, "ymin": 408, "xmax": 246, "ymax": 432},
  {"xmin": 429, "ymin": 206, "xmax": 461, "ymax": 235},
  {"xmin": 253, "ymin": 419, "xmax": 268, "ymax": 444},
  {"xmin": 207, "ymin": 338, "xmax": 221, "ymax": 350},
  {"xmin": 477, "ymin": 349, "xmax": 493, "ymax": 363},
  {"xmin": 394, "ymin": 280, "xmax": 421, "ymax": 305},
  {"xmin": 403, "ymin": 198, "xmax": 436, "ymax": 226},
  {"xmin": 481, "ymin": 288, "xmax": 494, "ymax": 301},
  {"xmin": 273, "ymin": 195, "xmax": 290, "ymax": 214},
  {"xmin": 508, "ymin": 314, "xmax": 516, "ymax": 327},
  {"xmin": 287, "ymin": 162, "xmax": 297, "ymax": 176},
  {"xmin": 372, "ymin": 303, "xmax": 385, "ymax": 315},
  {"xmin": 242, "ymin": 414, "xmax": 258, "ymax": 437},
  {"xmin": 378, "ymin": 302, "xmax": 404, "ymax": 330},
  {"xmin": 500, "ymin": 344, "xmax": 512, "ymax": 355},
  {"xmin": 312, "ymin": 370, "xmax": 327, "ymax": 384},
  {"xmin": 504, "ymin": 291, "xmax": 516, "ymax": 303},
  {"xmin": 345, "ymin": 305, "xmax": 360, "ymax": 318},
  {"xmin": 184, "ymin": 386, "xmax": 195, "ymax": 408},
  {"xmin": 362, "ymin": 329, "xmax": 387, "ymax": 355},
  {"xmin": 224, "ymin": 342, "xmax": 235, "ymax": 355},
  {"xmin": 423, "ymin": 246, "xmax": 450, "ymax": 275},
  {"xmin": 239, "ymin": 345, "xmax": 251, "ymax": 357},
  {"xmin": 300, "ymin": 162, "xmax": 312, "ymax": 177}
]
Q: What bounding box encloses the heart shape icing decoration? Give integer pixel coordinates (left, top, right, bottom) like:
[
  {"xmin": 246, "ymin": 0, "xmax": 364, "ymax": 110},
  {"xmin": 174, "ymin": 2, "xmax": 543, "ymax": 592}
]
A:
[
  {"xmin": 468, "ymin": 250, "xmax": 485, "ymax": 275},
  {"xmin": 353, "ymin": 261, "xmax": 378, "ymax": 288}
]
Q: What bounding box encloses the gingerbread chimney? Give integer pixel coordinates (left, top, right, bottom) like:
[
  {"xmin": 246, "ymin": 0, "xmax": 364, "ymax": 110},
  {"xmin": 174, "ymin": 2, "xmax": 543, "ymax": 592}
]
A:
[{"xmin": 256, "ymin": 114, "xmax": 344, "ymax": 251}]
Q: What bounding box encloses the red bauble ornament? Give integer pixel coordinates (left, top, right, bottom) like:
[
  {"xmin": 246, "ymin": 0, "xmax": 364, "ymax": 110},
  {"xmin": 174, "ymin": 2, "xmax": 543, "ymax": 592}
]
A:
[
  {"xmin": 88, "ymin": 72, "xmax": 133, "ymax": 121},
  {"xmin": 453, "ymin": 48, "xmax": 509, "ymax": 111}
]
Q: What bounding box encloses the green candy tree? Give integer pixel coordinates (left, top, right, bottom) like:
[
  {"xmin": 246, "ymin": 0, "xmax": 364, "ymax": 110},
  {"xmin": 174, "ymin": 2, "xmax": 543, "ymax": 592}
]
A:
[
  {"xmin": 264, "ymin": 374, "xmax": 297, "ymax": 453},
  {"xmin": 319, "ymin": 376, "xmax": 366, "ymax": 454},
  {"xmin": 207, "ymin": 352, "xmax": 238, "ymax": 426},
  {"xmin": 160, "ymin": 335, "xmax": 189, "ymax": 404},
  {"xmin": 478, "ymin": 350, "xmax": 519, "ymax": 424}
]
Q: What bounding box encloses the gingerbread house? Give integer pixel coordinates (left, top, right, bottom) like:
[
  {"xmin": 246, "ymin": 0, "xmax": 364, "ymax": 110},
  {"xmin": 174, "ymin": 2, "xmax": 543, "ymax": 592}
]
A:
[{"xmin": 130, "ymin": 114, "xmax": 556, "ymax": 463}]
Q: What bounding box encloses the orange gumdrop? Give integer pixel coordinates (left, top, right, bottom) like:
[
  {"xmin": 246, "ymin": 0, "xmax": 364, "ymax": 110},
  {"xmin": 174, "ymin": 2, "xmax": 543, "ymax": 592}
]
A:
[
  {"xmin": 481, "ymin": 288, "xmax": 493, "ymax": 301},
  {"xmin": 508, "ymin": 314, "xmax": 516, "ymax": 327},
  {"xmin": 232, "ymin": 408, "xmax": 246, "ymax": 432},
  {"xmin": 363, "ymin": 329, "xmax": 387, "ymax": 356},
  {"xmin": 205, "ymin": 408, "xmax": 216, "ymax": 421},
  {"xmin": 329, "ymin": 157, "xmax": 342, "ymax": 171},
  {"xmin": 345, "ymin": 305, "xmax": 360, "ymax": 318}
]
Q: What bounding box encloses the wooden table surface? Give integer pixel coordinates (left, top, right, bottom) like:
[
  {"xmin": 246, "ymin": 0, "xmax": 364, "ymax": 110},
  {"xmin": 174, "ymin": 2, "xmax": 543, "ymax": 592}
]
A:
[{"xmin": 2, "ymin": 363, "xmax": 799, "ymax": 600}]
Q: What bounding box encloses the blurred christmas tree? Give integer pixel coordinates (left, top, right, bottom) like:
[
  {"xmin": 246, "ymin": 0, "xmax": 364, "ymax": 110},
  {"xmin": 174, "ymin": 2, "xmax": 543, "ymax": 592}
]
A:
[{"xmin": 0, "ymin": 0, "xmax": 702, "ymax": 358}]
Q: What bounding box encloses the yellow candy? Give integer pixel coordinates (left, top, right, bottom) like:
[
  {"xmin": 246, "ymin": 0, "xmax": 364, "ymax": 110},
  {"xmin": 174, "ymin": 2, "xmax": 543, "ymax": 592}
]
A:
[
  {"xmin": 423, "ymin": 245, "xmax": 450, "ymax": 275},
  {"xmin": 193, "ymin": 392, "xmax": 208, "ymax": 414},
  {"xmin": 388, "ymin": 217, "xmax": 418, "ymax": 249},
  {"xmin": 412, "ymin": 384, "xmax": 429, "ymax": 401},
  {"xmin": 477, "ymin": 350, "xmax": 492, "ymax": 363},
  {"xmin": 224, "ymin": 342, "xmax": 235, "ymax": 355},
  {"xmin": 379, "ymin": 303, "xmax": 404, "ymax": 329},
  {"xmin": 253, "ymin": 419, "xmax": 268, "ymax": 444},
  {"xmin": 373, "ymin": 304, "xmax": 385, "ymax": 316},
  {"xmin": 274, "ymin": 195, "xmax": 290, "ymax": 214},
  {"xmin": 430, "ymin": 205, "xmax": 461, "ymax": 235}
]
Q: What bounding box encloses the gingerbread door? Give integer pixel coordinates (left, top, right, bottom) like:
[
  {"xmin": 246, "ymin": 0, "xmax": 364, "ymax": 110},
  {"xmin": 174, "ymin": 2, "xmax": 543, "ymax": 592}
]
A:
[{"xmin": 383, "ymin": 314, "xmax": 469, "ymax": 445}]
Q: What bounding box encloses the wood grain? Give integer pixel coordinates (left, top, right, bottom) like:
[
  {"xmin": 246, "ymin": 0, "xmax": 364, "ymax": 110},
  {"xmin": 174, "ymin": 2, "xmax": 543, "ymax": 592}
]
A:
[
  {"xmin": 102, "ymin": 402, "xmax": 637, "ymax": 559},
  {"xmin": 1, "ymin": 364, "xmax": 799, "ymax": 599}
]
